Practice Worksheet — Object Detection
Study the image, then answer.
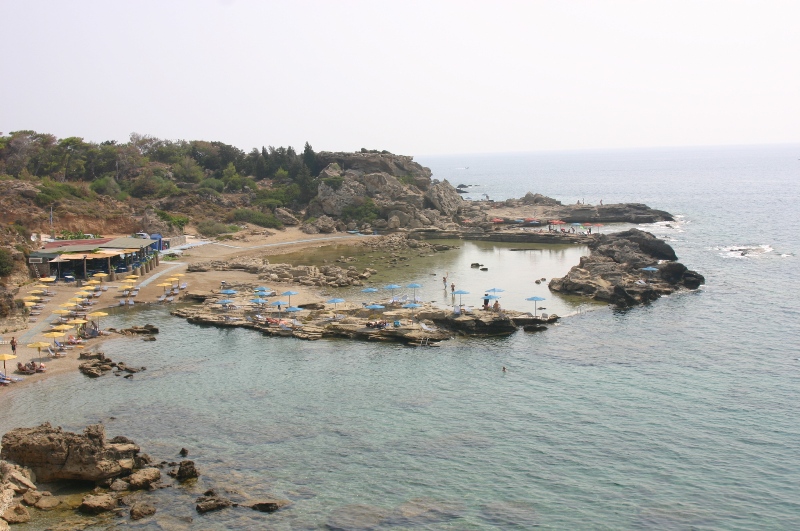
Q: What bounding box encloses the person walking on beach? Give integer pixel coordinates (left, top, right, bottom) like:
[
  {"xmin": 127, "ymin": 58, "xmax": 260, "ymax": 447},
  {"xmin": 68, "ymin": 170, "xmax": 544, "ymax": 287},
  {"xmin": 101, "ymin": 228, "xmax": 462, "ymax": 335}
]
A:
[
  {"xmin": 10, "ymin": 337, "xmax": 17, "ymax": 355},
  {"xmin": 450, "ymin": 282, "xmax": 455, "ymax": 294},
  {"xmin": 442, "ymin": 275, "xmax": 448, "ymax": 289}
]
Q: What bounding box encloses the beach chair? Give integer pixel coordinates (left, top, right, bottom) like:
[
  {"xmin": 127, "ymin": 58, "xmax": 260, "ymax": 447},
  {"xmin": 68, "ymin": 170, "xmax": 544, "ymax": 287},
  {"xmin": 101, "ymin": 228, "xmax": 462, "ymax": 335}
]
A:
[
  {"xmin": 119, "ymin": 299, "xmax": 125, "ymax": 306},
  {"xmin": 0, "ymin": 372, "xmax": 23, "ymax": 383},
  {"xmin": 156, "ymin": 295, "xmax": 166, "ymax": 303},
  {"xmin": 419, "ymin": 322, "xmax": 438, "ymax": 332},
  {"xmin": 179, "ymin": 282, "xmax": 188, "ymax": 290},
  {"xmin": 54, "ymin": 340, "xmax": 73, "ymax": 350},
  {"xmin": 165, "ymin": 296, "xmax": 174, "ymax": 303},
  {"xmin": 127, "ymin": 299, "xmax": 135, "ymax": 306},
  {"xmin": 17, "ymin": 363, "xmax": 35, "ymax": 375},
  {"xmin": 48, "ymin": 346, "xmax": 66, "ymax": 358}
]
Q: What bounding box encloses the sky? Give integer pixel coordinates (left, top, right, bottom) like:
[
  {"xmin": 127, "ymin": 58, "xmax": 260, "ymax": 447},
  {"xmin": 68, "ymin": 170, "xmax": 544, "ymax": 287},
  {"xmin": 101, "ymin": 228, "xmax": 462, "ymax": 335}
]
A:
[{"xmin": 1, "ymin": 0, "xmax": 798, "ymax": 156}]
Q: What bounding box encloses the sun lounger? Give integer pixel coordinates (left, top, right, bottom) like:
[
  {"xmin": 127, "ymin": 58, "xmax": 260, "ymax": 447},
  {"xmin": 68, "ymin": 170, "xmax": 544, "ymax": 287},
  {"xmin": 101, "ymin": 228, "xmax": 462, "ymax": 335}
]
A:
[
  {"xmin": 0, "ymin": 372, "xmax": 23, "ymax": 382},
  {"xmin": 156, "ymin": 295, "xmax": 166, "ymax": 302},
  {"xmin": 16, "ymin": 363, "xmax": 36, "ymax": 375},
  {"xmin": 119, "ymin": 299, "xmax": 126, "ymax": 306},
  {"xmin": 48, "ymin": 346, "xmax": 66, "ymax": 358},
  {"xmin": 419, "ymin": 322, "xmax": 438, "ymax": 332},
  {"xmin": 179, "ymin": 283, "xmax": 188, "ymax": 290},
  {"xmin": 165, "ymin": 296, "xmax": 174, "ymax": 303},
  {"xmin": 127, "ymin": 299, "xmax": 135, "ymax": 306},
  {"xmin": 54, "ymin": 340, "xmax": 74, "ymax": 350}
]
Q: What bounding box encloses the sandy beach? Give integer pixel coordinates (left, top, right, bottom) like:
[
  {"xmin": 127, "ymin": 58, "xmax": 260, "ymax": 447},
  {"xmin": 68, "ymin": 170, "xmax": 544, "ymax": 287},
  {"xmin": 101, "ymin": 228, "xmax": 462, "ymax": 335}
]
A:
[{"xmin": 1, "ymin": 227, "xmax": 367, "ymax": 390}]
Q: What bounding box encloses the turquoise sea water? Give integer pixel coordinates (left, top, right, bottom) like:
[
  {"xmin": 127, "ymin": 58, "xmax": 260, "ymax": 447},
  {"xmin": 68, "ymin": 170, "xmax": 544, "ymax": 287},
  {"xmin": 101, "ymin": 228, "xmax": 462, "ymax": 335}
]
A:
[{"xmin": 3, "ymin": 145, "xmax": 799, "ymax": 529}]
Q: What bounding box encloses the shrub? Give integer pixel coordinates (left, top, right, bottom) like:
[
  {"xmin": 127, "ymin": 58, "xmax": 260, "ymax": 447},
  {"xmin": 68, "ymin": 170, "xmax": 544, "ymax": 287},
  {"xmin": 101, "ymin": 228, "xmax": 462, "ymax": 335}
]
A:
[
  {"xmin": 34, "ymin": 179, "xmax": 90, "ymax": 207},
  {"xmin": 341, "ymin": 197, "xmax": 379, "ymax": 223},
  {"xmin": 321, "ymin": 176, "xmax": 344, "ymax": 190},
  {"xmin": 199, "ymin": 178, "xmax": 224, "ymax": 193},
  {"xmin": 90, "ymin": 175, "xmax": 122, "ymax": 196},
  {"xmin": 0, "ymin": 248, "xmax": 14, "ymax": 277},
  {"xmin": 156, "ymin": 210, "xmax": 189, "ymax": 231},
  {"xmin": 228, "ymin": 208, "xmax": 283, "ymax": 229},
  {"xmin": 197, "ymin": 221, "xmax": 239, "ymax": 237}
]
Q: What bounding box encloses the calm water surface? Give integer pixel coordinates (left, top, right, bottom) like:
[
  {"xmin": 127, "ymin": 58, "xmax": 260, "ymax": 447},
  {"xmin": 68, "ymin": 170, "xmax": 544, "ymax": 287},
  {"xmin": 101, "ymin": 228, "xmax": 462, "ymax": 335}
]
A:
[{"xmin": 2, "ymin": 145, "xmax": 799, "ymax": 529}]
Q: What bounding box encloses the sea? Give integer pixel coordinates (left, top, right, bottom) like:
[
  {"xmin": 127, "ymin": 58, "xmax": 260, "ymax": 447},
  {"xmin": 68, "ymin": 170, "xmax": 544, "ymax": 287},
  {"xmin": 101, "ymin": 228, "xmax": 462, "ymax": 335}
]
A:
[{"xmin": 2, "ymin": 144, "xmax": 799, "ymax": 530}]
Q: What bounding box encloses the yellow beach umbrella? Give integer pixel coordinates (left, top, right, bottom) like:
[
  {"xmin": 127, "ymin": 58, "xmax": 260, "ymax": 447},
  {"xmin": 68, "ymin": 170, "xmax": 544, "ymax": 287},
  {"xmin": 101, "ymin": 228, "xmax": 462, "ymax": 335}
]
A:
[
  {"xmin": 59, "ymin": 302, "xmax": 76, "ymax": 307},
  {"xmin": 92, "ymin": 272, "xmax": 108, "ymax": 278},
  {"xmin": 50, "ymin": 324, "xmax": 73, "ymax": 331},
  {"xmin": 173, "ymin": 273, "xmax": 185, "ymax": 277},
  {"xmin": 53, "ymin": 309, "xmax": 72, "ymax": 315},
  {"xmin": 125, "ymin": 275, "xmax": 139, "ymax": 280},
  {"xmin": 88, "ymin": 311, "xmax": 108, "ymax": 328},
  {"xmin": 28, "ymin": 289, "xmax": 44, "ymax": 294},
  {"xmin": 85, "ymin": 280, "xmax": 100, "ymax": 286},
  {"xmin": 27, "ymin": 341, "xmax": 51, "ymax": 357},
  {"xmin": 166, "ymin": 277, "xmax": 179, "ymax": 281},
  {"xmin": 67, "ymin": 319, "xmax": 88, "ymax": 325},
  {"xmin": 0, "ymin": 353, "xmax": 17, "ymax": 375},
  {"xmin": 22, "ymin": 296, "xmax": 41, "ymax": 301},
  {"xmin": 24, "ymin": 302, "xmax": 36, "ymax": 307},
  {"xmin": 39, "ymin": 277, "xmax": 56, "ymax": 283},
  {"xmin": 74, "ymin": 291, "xmax": 92, "ymax": 297},
  {"xmin": 42, "ymin": 332, "xmax": 64, "ymax": 347}
]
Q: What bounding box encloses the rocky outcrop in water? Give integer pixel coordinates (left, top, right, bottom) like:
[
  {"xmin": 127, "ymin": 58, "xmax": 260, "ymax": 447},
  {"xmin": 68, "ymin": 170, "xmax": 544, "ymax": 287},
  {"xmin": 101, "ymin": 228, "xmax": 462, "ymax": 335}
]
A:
[{"xmin": 548, "ymin": 229, "xmax": 704, "ymax": 307}]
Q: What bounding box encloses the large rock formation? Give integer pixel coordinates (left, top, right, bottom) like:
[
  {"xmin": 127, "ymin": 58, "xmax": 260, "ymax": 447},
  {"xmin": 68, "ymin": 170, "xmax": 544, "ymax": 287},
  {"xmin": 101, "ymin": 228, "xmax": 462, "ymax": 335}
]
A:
[
  {"xmin": 548, "ymin": 229, "xmax": 704, "ymax": 307},
  {"xmin": 0, "ymin": 423, "xmax": 142, "ymax": 483},
  {"xmin": 307, "ymin": 152, "xmax": 463, "ymax": 231}
]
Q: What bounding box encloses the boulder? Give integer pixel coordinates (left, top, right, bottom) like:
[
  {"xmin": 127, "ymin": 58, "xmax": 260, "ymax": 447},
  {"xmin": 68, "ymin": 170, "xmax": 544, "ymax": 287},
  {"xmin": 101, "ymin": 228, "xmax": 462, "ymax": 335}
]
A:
[
  {"xmin": 1, "ymin": 503, "xmax": 30, "ymax": 524},
  {"xmin": 79, "ymin": 494, "xmax": 117, "ymax": 515},
  {"xmin": 249, "ymin": 499, "xmax": 291, "ymax": 512},
  {"xmin": 169, "ymin": 460, "xmax": 198, "ymax": 481},
  {"xmin": 130, "ymin": 501, "xmax": 156, "ymax": 521},
  {"xmin": 423, "ymin": 180, "xmax": 463, "ymax": 217},
  {"xmin": 274, "ymin": 207, "xmax": 300, "ymax": 226},
  {"xmin": 126, "ymin": 467, "xmax": 160, "ymax": 489},
  {"xmin": 21, "ymin": 490, "xmax": 42, "ymax": 506},
  {"xmin": 195, "ymin": 490, "xmax": 232, "ymax": 514},
  {"xmin": 0, "ymin": 423, "xmax": 141, "ymax": 483},
  {"xmin": 33, "ymin": 494, "xmax": 60, "ymax": 510},
  {"xmin": 109, "ymin": 479, "xmax": 129, "ymax": 492}
]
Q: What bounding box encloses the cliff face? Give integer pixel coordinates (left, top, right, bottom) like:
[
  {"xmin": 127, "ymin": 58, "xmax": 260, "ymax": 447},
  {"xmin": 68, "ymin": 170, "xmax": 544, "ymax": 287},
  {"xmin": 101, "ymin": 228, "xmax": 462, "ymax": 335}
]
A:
[
  {"xmin": 548, "ymin": 229, "xmax": 704, "ymax": 307},
  {"xmin": 308, "ymin": 152, "xmax": 464, "ymax": 231}
]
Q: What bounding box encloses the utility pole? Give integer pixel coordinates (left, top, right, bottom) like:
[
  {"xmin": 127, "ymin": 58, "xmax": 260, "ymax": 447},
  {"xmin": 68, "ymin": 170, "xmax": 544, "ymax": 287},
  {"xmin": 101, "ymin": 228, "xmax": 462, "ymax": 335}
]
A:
[{"xmin": 50, "ymin": 205, "xmax": 54, "ymax": 240}]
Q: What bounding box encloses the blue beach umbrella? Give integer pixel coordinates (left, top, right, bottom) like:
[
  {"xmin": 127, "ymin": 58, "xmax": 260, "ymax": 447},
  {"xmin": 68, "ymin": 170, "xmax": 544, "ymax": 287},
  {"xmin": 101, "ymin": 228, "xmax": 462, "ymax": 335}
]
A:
[
  {"xmin": 216, "ymin": 299, "xmax": 234, "ymax": 304},
  {"xmin": 525, "ymin": 296, "xmax": 546, "ymax": 317},
  {"xmin": 281, "ymin": 290, "xmax": 299, "ymax": 306},
  {"xmin": 327, "ymin": 298, "xmax": 346, "ymax": 312},
  {"xmin": 284, "ymin": 306, "xmax": 302, "ymax": 313},
  {"xmin": 250, "ymin": 298, "xmax": 269, "ymax": 305},
  {"xmin": 270, "ymin": 300, "xmax": 288, "ymax": 307},
  {"xmin": 402, "ymin": 302, "xmax": 422, "ymax": 319},
  {"xmin": 641, "ymin": 266, "xmax": 659, "ymax": 272},
  {"xmin": 384, "ymin": 284, "xmax": 402, "ymax": 300},
  {"xmin": 220, "ymin": 289, "xmax": 237, "ymax": 295},
  {"xmin": 365, "ymin": 304, "xmax": 385, "ymax": 310},
  {"xmin": 361, "ymin": 287, "xmax": 378, "ymax": 293},
  {"xmin": 254, "ymin": 286, "xmax": 271, "ymax": 292},
  {"xmin": 453, "ymin": 289, "xmax": 470, "ymax": 306},
  {"xmin": 486, "ymin": 288, "xmax": 505, "ymax": 294},
  {"xmin": 406, "ymin": 283, "xmax": 422, "ymax": 301}
]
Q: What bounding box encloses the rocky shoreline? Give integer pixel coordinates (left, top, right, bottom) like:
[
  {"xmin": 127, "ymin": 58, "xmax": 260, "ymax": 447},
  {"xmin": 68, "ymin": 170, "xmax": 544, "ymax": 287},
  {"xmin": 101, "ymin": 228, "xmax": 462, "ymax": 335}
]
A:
[{"xmin": 0, "ymin": 423, "xmax": 290, "ymax": 528}]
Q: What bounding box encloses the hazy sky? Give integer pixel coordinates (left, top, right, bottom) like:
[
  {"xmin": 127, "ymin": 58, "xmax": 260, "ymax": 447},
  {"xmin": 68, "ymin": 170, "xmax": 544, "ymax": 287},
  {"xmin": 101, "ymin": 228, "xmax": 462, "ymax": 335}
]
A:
[{"xmin": 2, "ymin": 0, "xmax": 797, "ymax": 155}]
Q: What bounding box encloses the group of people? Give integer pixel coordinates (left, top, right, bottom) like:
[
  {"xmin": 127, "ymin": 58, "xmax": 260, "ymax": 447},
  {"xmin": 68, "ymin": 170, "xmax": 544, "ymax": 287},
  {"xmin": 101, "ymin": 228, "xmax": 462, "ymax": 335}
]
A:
[
  {"xmin": 366, "ymin": 320, "xmax": 390, "ymax": 329},
  {"xmin": 17, "ymin": 361, "xmax": 46, "ymax": 374}
]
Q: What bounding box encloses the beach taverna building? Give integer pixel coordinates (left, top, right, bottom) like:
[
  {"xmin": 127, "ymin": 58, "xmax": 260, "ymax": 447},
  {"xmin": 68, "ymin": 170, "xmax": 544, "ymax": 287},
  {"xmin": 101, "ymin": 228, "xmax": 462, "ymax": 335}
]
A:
[{"xmin": 28, "ymin": 236, "xmax": 159, "ymax": 281}]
